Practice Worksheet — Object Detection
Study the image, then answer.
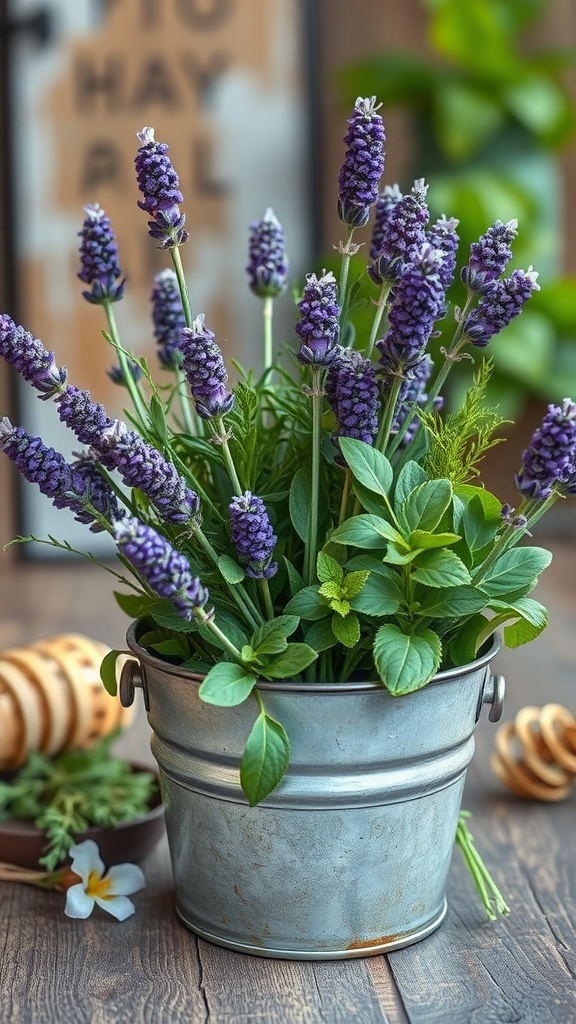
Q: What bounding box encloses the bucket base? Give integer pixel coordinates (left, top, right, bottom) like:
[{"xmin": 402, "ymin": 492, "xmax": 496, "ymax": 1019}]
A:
[{"xmin": 175, "ymin": 898, "xmax": 448, "ymax": 960}]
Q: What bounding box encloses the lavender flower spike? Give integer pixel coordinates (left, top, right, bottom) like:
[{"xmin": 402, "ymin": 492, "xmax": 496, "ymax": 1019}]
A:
[
  {"xmin": 115, "ymin": 517, "xmax": 209, "ymax": 621},
  {"xmin": 515, "ymin": 399, "xmax": 576, "ymax": 500},
  {"xmin": 295, "ymin": 271, "xmax": 340, "ymax": 366},
  {"xmin": 338, "ymin": 97, "xmax": 386, "ymax": 228},
  {"xmin": 150, "ymin": 269, "xmax": 186, "ymax": 370},
  {"xmin": 462, "ymin": 267, "xmax": 539, "ymax": 348},
  {"xmin": 77, "ymin": 203, "xmax": 125, "ymax": 304},
  {"xmin": 368, "ymin": 179, "xmax": 430, "ymax": 286},
  {"xmin": 376, "ymin": 244, "xmax": 445, "ymax": 373},
  {"xmin": 180, "ymin": 315, "xmax": 235, "ymax": 420},
  {"xmin": 99, "ymin": 420, "xmax": 200, "ymax": 524},
  {"xmin": 229, "ymin": 492, "xmax": 278, "ymax": 579},
  {"xmin": 0, "ymin": 419, "xmax": 118, "ymax": 530},
  {"xmin": 426, "ymin": 215, "xmax": 460, "ymax": 293},
  {"xmin": 246, "ymin": 208, "xmax": 288, "ymax": 298},
  {"xmin": 325, "ymin": 349, "xmax": 381, "ymax": 462},
  {"xmin": 0, "ymin": 315, "xmax": 67, "ymax": 399},
  {"xmin": 135, "ymin": 127, "xmax": 189, "ymax": 248},
  {"xmin": 369, "ymin": 184, "xmax": 403, "ymax": 261},
  {"xmin": 462, "ymin": 219, "xmax": 518, "ymax": 292},
  {"xmin": 55, "ymin": 385, "xmax": 116, "ymax": 455}
]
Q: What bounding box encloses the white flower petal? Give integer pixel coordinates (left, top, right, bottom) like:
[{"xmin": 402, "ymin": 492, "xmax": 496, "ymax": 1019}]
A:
[
  {"xmin": 94, "ymin": 895, "xmax": 136, "ymax": 921},
  {"xmin": 107, "ymin": 863, "xmax": 146, "ymax": 896},
  {"xmin": 64, "ymin": 884, "xmax": 95, "ymax": 919},
  {"xmin": 68, "ymin": 839, "xmax": 104, "ymax": 882}
]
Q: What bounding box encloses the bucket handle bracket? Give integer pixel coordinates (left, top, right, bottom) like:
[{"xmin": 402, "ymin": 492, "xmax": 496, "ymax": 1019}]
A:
[
  {"xmin": 119, "ymin": 658, "xmax": 149, "ymax": 711},
  {"xmin": 481, "ymin": 673, "xmax": 505, "ymax": 722}
]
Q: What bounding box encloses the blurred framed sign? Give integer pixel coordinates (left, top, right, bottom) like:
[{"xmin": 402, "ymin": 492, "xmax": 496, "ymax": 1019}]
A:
[{"xmin": 7, "ymin": 0, "xmax": 310, "ymax": 551}]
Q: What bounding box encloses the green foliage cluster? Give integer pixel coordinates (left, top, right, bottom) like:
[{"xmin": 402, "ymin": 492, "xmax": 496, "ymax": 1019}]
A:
[
  {"xmin": 0, "ymin": 738, "xmax": 156, "ymax": 870},
  {"xmin": 341, "ymin": 0, "xmax": 576, "ymax": 412}
]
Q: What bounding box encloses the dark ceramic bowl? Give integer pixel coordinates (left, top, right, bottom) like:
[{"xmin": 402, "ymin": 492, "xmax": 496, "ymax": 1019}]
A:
[{"xmin": 0, "ymin": 767, "xmax": 165, "ymax": 871}]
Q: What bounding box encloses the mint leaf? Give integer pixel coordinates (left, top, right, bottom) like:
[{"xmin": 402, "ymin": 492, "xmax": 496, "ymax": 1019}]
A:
[
  {"xmin": 304, "ymin": 618, "xmax": 338, "ymax": 652},
  {"xmin": 284, "ymin": 586, "xmax": 330, "ymax": 621},
  {"xmin": 317, "ymin": 551, "xmax": 344, "ymax": 585},
  {"xmin": 251, "ymin": 616, "xmax": 300, "ymax": 656},
  {"xmin": 331, "ymin": 612, "xmax": 360, "ymax": 648},
  {"xmin": 331, "ymin": 514, "xmax": 406, "ymax": 549},
  {"xmin": 397, "ymin": 480, "xmax": 453, "ymax": 535},
  {"xmin": 261, "ymin": 643, "xmax": 318, "ymax": 679},
  {"xmin": 240, "ymin": 711, "xmax": 291, "ymax": 806},
  {"xmin": 418, "ymin": 586, "xmax": 488, "ymax": 618},
  {"xmin": 198, "ymin": 663, "xmax": 257, "ymax": 706},
  {"xmin": 411, "ymin": 549, "xmax": 471, "ymax": 587},
  {"xmin": 373, "ymin": 625, "xmax": 442, "ymax": 695},
  {"xmin": 394, "ymin": 460, "xmax": 428, "ymax": 508},
  {"xmin": 342, "ymin": 570, "xmax": 370, "ymax": 599},
  {"xmin": 348, "ymin": 571, "xmax": 402, "ymax": 616},
  {"xmin": 113, "ymin": 590, "xmax": 150, "ymax": 618},
  {"xmin": 477, "ymin": 546, "xmax": 552, "ymax": 597}
]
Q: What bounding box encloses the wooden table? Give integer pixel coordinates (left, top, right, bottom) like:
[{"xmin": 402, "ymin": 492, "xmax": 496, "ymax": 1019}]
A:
[{"xmin": 0, "ymin": 540, "xmax": 575, "ymax": 1023}]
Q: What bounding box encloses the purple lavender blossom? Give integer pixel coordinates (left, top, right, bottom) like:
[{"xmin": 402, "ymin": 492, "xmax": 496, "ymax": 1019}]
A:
[
  {"xmin": 325, "ymin": 349, "xmax": 381, "ymax": 462},
  {"xmin": 114, "ymin": 517, "xmax": 208, "ymax": 621},
  {"xmin": 99, "ymin": 421, "xmax": 200, "ymax": 524},
  {"xmin": 55, "ymin": 385, "xmax": 116, "ymax": 454},
  {"xmin": 368, "ymin": 179, "xmax": 429, "ymax": 286},
  {"xmin": 338, "ymin": 97, "xmax": 386, "ymax": 229},
  {"xmin": 426, "ymin": 215, "xmax": 460, "ymax": 293},
  {"xmin": 0, "ymin": 315, "xmax": 67, "ymax": 399},
  {"xmin": 462, "ymin": 267, "xmax": 539, "ymax": 348},
  {"xmin": 246, "ymin": 208, "xmax": 288, "ymax": 298},
  {"xmin": 77, "ymin": 204, "xmax": 125, "ymax": 305},
  {"xmin": 0, "ymin": 419, "xmax": 118, "ymax": 530},
  {"xmin": 462, "ymin": 219, "xmax": 518, "ymax": 292},
  {"xmin": 369, "ymin": 184, "xmax": 403, "ymax": 261},
  {"xmin": 229, "ymin": 492, "xmax": 278, "ymax": 579},
  {"xmin": 180, "ymin": 315, "xmax": 234, "ymax": 420},
  {"xmin": 500, "ymin": 503, "xmax": 528, "ymax": 529},
  {"xmin": 376, "ymin": 245, "xmax": 445, "ymax": 373},
  {"xmin": 295, "ymin": 271, "xmax": 340, "ymax": 367},
  {"xmin": 150, "ymin": 268, "xmax": 186, "ymax": 370},
  {"xmin": 71, "ymin": 453, "xmax": 124, "ymax": 527},
  {"xmin": 135, "ymin": 127, "xmax": 189, "ymax": 248},
  {"xmin": 107, "ymin": 360, "xmax": 144, "ymax": 386},
  {"xmin": 515, "ymin": 399, "xmax": 576, "ymax": 500}
]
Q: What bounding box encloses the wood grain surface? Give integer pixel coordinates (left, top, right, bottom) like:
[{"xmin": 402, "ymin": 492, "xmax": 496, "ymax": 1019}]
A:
[{"xmin": 0, "ymin": 542, "xmax": 575, "ymax": 1023}]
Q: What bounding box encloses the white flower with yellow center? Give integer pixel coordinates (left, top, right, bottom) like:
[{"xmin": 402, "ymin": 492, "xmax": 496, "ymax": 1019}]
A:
[{"xmin": 64, "ymin": 839, "xmax": 145, "ymax": 921}]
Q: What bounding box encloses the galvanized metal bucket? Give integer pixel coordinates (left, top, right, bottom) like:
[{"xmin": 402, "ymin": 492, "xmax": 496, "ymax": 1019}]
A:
[{"xmin": 120, "ymin": 622, "xmax": 504, "ymax": 960}]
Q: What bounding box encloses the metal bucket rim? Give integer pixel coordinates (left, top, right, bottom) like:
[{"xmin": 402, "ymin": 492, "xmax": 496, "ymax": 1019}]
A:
[{"xmin": 126, "ymin": 620, "xmax": 500, "ymax": 694}]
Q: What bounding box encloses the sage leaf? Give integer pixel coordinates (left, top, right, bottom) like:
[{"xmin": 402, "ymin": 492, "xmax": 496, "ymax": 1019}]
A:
[
  {"xmin": 373, "ymin": 624, "xmax": 442, "ymax": 695},
  {"xmin": 338, "ymin": 437, "xmax": 393, "ymax": 496},
  {"xmin": 476, "ymin": 546, "xmax": 552, "ymax": 597},
  {"xmin": 394, "ymin": 460, "xmax": 428, "ymax": 508},
  {"xmin": 411, "ymin": 549, "xmax": 471, "ymax": 587},
  {"xmin": 331, "ymin": 514, "xmax": 406, "ymax": 549},
  {"xmin": 397, "ymin": 480, "xmax": 453, "ymax": 535},
  {"xmin": 100, "ymin": 649, "xmax": 122, "ymax": 696},
  {"xmin": 261, "ymin": 643, "xmax": 318, "ymax": 679},
  {"xmin": 199, "ymin": 663, "xmax": 257, "ymax": 706},
  {"xmin": 240, "ymin": 712, "xmax": 291, "ymax": 806}
]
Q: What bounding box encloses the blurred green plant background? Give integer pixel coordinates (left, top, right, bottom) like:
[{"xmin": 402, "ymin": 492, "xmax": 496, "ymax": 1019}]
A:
[{"xmin": 339, "ymin": 0, "xmax": 576, "ymax": 415}]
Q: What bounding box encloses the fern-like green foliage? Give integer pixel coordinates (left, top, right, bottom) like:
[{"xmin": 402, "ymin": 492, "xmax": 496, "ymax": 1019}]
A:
[
  {"xmin": 0, "ymin": 737, "xmax": 156, "ymax": 871},
  {"xmin": 421, "ymin": 360, "xmax": 509, "ymax": 485}
]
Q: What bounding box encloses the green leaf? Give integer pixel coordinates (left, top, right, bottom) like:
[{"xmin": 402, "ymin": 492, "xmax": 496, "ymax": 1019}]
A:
[
  {"xmin": 477, "ymin": 546, "xmax": 552, "ymax": 598},
  {"xmin": 113, "ymin": 590, "xmax": 150, "ymax": 619},
  {"xmin": 397, "ymin": 480, "xmax": 453, "ymax": 535},
  {"xmin": 338, "ymin": 437, "xmax": 393, "ymax": 497},
  {"xmin": 394, "ymin": 460, "xmax": 428, "ymax": 509},
  {"xmin": 240, "ymin": 711, "xmax": 291, "ymax": 806},
  {"xmin": 408, "ymin": 530, "xmax": 461, "ymax": 550},
  {"xmin": 100, "ymin": 649, "xmax": 121, "ymax": 696},
  {"xmin": 411, "ymin": 549, "xmax": 471, "ymax": 588},
  {"xmin": 148, "ymin": 393, "xmax": 168, "ymax": 442},
  {"xmin": 331, "ymin": 612, "xmax": 360, "ymax": 648},
  {"xmin": 331, "ymin": 514, "xmax": 406, "ymax": 549},
  {"xmin": 331, "ymin": 597, "xmax": 351, "ymax": 617},
  {"xmin": 284, "ymin": 586, "xmax": 330, "ymax": 621},
  {"xmin": 446, "ymin": 614, "xmax": 492, "ymax": 667},
  {"xmin": 317, "ymin": 551, "xmax": 344, "ymax": 585},
  {"xmin": 504, "ymin": 615, "xmax": 546, "ymax": 648},
  {"xmin": 346, "ymin": 554, "xmax": 397, "ymax": 576},
  {"xmin": 251, "ymin": 616, "xmax": 300, "ymax": 656},
  {"xmin": 342, "ymin": 570, "xmax": 370, "ymax": 599},
  {"xmin": 348, "ymin": 571, "xmax": 401, "ymax": 616},
  {"xmin": 489, "ymin": 596, "xmax": 548, "ymax": 648},
  {"xmin": 217, "ymin": 554, "xmax": 245, "ymax": 585},
  {"xmin": 283, "ymin": 557, "xmax": 305, "ymax": 597},
  {"xmin": 383, "ymin": 545, "xmax": 423, "ymax": 565},
  {"xmin": 373, "ymin": 625, "xmax": 442, "ymax": 696},
  {"xmin": 418, "ymin": 586, "xmax": 488, "ymax": 618},
  {"xmin": 198, "ymin": 609, "xmax": 249, "ymax": 653},
  {"xmin": 351, "ymin": 481, "xmax": 391, "ymax": 518},
  {"xmin": 261, "ymin": 643, "xmax": 318, "ymax": 679},
  {"xmin": 318, "ymin": 580, "xmax": 342, "ymax": 600},
  {"xmin": 149, "ymin": 599, "xmax": 194, "ymax": 633},
  {"xmin": 198, "ymin": 663, "xmax": 257, "ymax": 706},
  {"xmin": 304, "ymin": 618, "xmax": 338, "ymax": 653},
  {"xmin": 289, "ymin": 468, "xmax": 311, "ymax": 542},
  {"xmin": 460, "ymin": 495, "xmax": 501, "ymax": 553}
]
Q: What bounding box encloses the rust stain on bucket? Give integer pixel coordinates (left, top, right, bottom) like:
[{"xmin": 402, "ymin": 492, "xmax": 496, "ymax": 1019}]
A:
[{"xmin": 347, "ymin": 934, "xmax": 400, "ymax": 950}]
